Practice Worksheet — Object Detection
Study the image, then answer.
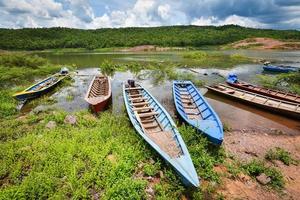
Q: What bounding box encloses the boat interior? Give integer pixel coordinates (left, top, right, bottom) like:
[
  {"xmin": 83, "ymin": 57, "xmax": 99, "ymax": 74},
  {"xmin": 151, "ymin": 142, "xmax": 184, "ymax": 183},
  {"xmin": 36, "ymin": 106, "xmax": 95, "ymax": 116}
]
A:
[
  {"xmin": 125, "ymin": 83, "xmax": 182, "ymax": 158},
  {"xmin": 237, "ymin": 82, "xmax": 299, "ymax": 103},
  {"xmin": 30, "ymin": 76, "xmax": 58, "ymax": 91},
  {"xmin": 174, "ymin": 83, "xmax": 214, "ymax": 121},
  {"xmin": 211, "ymin": 84, "xmax": 300, "ymax": 112},
  {"xmin": 88, "ymin": 76, "xmax": 109, "ymax": 98}
]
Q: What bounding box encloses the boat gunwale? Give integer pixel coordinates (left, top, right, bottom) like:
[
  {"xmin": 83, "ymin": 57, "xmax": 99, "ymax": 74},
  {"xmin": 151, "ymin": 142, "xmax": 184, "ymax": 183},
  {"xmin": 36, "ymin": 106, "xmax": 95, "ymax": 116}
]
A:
[
  {"xmin": 172, "ymin": 80, "xmax": 223, "ymax": 144},
  {"xmin": 84, "ymin": 75, "xmax": 111, "ymax": 105}
]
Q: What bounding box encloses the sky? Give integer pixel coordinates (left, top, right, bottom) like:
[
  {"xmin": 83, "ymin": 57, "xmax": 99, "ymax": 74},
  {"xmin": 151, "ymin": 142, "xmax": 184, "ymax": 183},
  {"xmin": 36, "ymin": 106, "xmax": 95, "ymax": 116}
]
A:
[{"xmin": 0, "ymin": 0, "xmax": 300, "ymax": 30}]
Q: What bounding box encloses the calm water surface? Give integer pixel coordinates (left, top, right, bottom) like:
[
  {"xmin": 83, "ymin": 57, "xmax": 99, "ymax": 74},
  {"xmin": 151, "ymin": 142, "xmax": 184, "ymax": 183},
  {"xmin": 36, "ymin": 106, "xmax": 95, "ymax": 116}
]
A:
[{"xmin": 29, "ymin": 51, "xmax": 300, "ymax": 134}]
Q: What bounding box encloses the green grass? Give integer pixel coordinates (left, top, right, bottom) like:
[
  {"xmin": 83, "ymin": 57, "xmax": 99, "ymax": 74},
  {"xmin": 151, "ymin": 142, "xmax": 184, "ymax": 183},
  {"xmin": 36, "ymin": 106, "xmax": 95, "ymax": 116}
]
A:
[
  {"xmin": 0, "ymin": 110, "xmax": 227, "ymax": 199},
  {"xmin": 257, "ymin": 72, "xmax": 300, "ymax": 95},
  {"xmin": 0, "ymin": 53, "xmax": 61, "ymax": 87},
  {"xmin": 179, "ymin": 125, "xmax": 225, "ymax": 183},
  {"xmin": 222, "ymin": 123, "xmax": 232, "ymax": 132},
  {"xmin": 0, "ymin": 111, "xmax": 149, "ymax": 199},
  {"xmin": 182, "ymin": 51, "xmax": 253, "ymax": 68},
  {"xmin": 265, "ymin": 147, "xmax": 298, "ymax": 166},
  {"xmin": 242, "ymin": 160, "xmax": 284, "ymax": 190},
  {"xmin": 0, "ymin": 90, "xmax": 18, "ymax": 119}
]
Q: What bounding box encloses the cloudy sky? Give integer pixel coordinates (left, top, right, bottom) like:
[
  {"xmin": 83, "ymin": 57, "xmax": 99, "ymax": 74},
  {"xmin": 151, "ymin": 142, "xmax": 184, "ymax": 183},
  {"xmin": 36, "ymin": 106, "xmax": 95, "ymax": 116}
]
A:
[{"xmin": 0, "ymin": 0, "xmax": 300, "ymax": 29}]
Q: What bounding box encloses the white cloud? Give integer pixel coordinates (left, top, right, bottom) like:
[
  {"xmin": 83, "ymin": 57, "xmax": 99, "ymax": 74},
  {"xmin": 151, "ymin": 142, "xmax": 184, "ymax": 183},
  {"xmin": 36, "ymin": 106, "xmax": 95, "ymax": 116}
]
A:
[
  {"xmin": 0, "ymin": 0, "xmax": 298, "ymax": 29},
  {"xmin": 158, "ymin": 4, "xmax": 171, "ymax": 20},
  {"xmin": 191, "ymin": 15, "xmax": 265, "ymax": 28}
]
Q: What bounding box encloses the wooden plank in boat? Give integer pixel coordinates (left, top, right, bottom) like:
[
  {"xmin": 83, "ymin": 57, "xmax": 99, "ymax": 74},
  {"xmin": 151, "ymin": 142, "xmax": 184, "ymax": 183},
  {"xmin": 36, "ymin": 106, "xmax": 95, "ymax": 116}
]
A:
[
  {"xmin": 125, "ymin": 87, "xmax": 143, "ymax": 91},
  {"xmin": 138, "ymin": 112, "xmax": 159, "ymax": 118}
]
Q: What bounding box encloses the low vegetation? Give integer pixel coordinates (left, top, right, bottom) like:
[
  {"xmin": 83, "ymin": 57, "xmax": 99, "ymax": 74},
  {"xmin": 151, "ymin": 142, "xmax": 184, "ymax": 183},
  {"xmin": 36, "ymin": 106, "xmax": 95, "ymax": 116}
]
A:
[
  {"xmin": 0, "ymin": 110, "xmax": 227, "ymax": 199},
  {"xmin": 257, "ymin": 72, "xmax": 300, "ymax": 95},
  {"xmin": 183, "ymin": 51, "xmax": 252, "ymax": 68},
  {"xmin": 0, "ymin": 53, "xmax": 60, "ymax": 87},
  {"xmin": 242, "ymin": 160, "xmax": 284, "ymax": 190},
  {"xmin": 265, "ymin": 147, "xmax": 298, "ymax": 165},
  {"xmin": 0, "ymin": 90, "xmax": 17, "ymax": 119},
  {"xmin": 100, "ymin": 60, "xmax": 205, "ymax": 86}
]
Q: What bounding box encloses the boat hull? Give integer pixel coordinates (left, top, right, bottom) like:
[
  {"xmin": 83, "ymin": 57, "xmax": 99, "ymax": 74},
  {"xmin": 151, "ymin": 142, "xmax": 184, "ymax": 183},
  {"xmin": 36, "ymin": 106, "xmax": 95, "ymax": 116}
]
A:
[
  {"xmin": 90, "ymin": 95, "xmax": 112, "ymax": 113},
  {"xmin": 85, "ymin": 75, "xmax": 112, "ymax": 113},
  {"xmin": 207, "ymin": 84, "xmax": 300, "ymax": 120},
  {"xmin": 123, "ymin": 82, "xmax": 199, "ymax": 187},
  {"xmin": 13, "ymin": 74, "xmax": 65, "ymax": 101},
  {"xmin": 263, "ymin": 65, "xmax": 298, "ymax": 73},
  {"xmin": 172, "ymin": 81, "xmax": 223, "ymax": 145}
]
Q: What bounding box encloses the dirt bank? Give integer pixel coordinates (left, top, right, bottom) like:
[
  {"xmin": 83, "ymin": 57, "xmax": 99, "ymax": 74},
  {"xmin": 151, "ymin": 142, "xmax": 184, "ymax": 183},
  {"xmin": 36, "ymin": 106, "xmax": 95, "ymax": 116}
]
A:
[
  {"xmin": 229, "ymin": 37, "xmax": 300, "ymax": 50},
  {"xmin": 218, "ymin": 131, "xmax": 300, "ymax": 200}
]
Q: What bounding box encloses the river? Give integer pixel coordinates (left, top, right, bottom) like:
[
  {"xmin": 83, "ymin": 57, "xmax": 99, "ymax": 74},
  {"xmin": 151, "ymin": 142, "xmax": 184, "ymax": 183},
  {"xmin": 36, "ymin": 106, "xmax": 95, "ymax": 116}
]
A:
[{"xmin": 29, "ymin": 50, "xmax": 300, "ymax": 135}]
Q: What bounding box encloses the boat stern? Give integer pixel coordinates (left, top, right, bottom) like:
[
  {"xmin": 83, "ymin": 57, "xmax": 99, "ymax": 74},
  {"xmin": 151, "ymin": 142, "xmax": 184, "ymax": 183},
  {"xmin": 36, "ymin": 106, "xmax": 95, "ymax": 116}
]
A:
[{"xmin": 12, "ymin": 91, "xmax": 33, "ymax": 101}]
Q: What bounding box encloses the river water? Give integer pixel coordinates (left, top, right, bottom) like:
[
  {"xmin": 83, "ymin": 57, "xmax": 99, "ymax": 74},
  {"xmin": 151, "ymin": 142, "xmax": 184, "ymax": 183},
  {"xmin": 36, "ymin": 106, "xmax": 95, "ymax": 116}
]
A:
[{"xmin": 30, "ymin": 51, "xmax": 299, "ymax": 135}]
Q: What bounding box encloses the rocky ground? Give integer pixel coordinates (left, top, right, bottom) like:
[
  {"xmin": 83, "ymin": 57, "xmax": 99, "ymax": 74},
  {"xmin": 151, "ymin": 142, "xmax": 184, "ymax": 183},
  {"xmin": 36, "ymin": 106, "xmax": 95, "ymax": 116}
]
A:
[{"xmin": 218, "ymin": 130, "xmax": 300, "ymax": 200}]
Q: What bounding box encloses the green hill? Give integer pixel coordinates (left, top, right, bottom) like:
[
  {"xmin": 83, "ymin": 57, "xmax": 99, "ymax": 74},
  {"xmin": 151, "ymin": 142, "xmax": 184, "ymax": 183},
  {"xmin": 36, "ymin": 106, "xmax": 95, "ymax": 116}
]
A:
[{"xmin": 0, "ymin": 25, "xmax": 299, "ymax": 50}]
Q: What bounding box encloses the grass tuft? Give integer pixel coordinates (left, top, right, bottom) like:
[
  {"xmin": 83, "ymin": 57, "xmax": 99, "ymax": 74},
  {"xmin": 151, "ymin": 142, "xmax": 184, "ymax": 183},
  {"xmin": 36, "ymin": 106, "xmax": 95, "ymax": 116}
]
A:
[
  {"xmin": 242, "ymin": 159, "xmax": 284, "ymax": 189},
  {"xmin": 265, "ymin": 147, "xmax": 298, "ymax": 166}
]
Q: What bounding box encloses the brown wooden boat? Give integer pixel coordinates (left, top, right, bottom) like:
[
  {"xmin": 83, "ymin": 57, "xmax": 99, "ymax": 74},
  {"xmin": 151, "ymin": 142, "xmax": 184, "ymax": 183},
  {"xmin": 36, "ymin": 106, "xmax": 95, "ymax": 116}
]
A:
[
  {"xmin": 227, "ymin": 81, "xmax": 300, "ymax": 104},
  {"xmin": 206, "ymin": 84, "xmax": 300, "ymax": 119},
  {"xmin": 85, "ymin": 75, "xmax": 111, "ymax": 113}
]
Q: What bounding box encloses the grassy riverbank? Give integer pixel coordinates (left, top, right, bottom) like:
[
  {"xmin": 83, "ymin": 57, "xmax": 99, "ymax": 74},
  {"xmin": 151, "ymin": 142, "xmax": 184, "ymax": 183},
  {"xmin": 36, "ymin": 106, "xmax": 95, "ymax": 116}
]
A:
[
  {"xmin": 0, "ymin": 53, "xmax": 61, "ymax": 87},
  {"xmin": 1, "ymin": 108, "xmax": 288, "ymax": 199},
  {"xmin": 0, "ymin": 111, "xmax": 226, "ymax": 199},
  {"xmin": 257, "ymin": 72, "xmax": 300, "ymax": 95},
  {"xmin": 1, "ymin": 52, "xmax": 296, "ymax": 199}
]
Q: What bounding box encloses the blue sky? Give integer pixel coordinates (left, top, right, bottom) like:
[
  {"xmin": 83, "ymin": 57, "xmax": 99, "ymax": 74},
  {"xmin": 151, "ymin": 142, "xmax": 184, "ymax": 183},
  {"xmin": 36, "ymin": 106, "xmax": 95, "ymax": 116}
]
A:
[{"xmin": 0, "ymin": 0, "xmax": 299, "ymax": 29}]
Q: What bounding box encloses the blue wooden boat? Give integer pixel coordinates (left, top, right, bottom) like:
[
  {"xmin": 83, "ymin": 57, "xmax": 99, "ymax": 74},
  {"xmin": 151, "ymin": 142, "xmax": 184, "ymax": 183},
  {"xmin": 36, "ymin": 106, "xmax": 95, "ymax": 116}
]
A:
[
  {"xmin": 263, "ymin": 64, "xmax": 298, "ymax": 73},
  {"xmin": 173, "ymin": 81, "xmax": 223, "ymax": 145},
  {"xmin": 123, "ymin": 80, "xmax": 199, "ymax": 187},
  {"xmin": 13, "ymin": 73, "xmax": 66, "ymax": 101}
]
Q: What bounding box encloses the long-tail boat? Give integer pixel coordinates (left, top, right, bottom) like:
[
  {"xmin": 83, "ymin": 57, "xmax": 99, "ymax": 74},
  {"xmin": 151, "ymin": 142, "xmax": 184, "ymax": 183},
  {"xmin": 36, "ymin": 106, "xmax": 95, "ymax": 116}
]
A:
[
  {"xmin": 173, "ymin": 81, "xmax": 223, "ymax": 145},
  {"xmin": 206, "ymin": 84, "xmax": 300, "ymax": 120},
  {"xmin": 13, "ymin": 73, "xmax": 66, "ymax": 101},
  {"xmin": 85, "ymin": 75, "xmax": 111, "ymax": 113},
  {"xmin": 227, "ymin": 74, "xmax": 300, "ymax": 104},
  {"xmin": 123, "ymin": 80, "xmax": 199, "ymax": 187}
]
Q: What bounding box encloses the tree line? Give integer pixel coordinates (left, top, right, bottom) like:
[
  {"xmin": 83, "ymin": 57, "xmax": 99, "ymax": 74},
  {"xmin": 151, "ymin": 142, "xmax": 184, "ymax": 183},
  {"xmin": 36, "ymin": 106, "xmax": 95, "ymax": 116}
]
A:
[{"xmin": 0, "ymin": 25, "xmax": 299, "ymax": 50}]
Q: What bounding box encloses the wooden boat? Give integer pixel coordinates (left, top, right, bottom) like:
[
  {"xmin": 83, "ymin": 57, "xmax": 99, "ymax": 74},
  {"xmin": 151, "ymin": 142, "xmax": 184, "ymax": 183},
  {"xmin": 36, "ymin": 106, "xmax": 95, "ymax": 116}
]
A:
[
  {"xmin": 123, "ymin": 80, "xmax": 199, "ymax": 187},
  {"xmin": 13, "ymin": 73, "xmax": 66, "ymax": 101},
  {"xmin": 227, "ymin": 74, "xmax": 300, "ymax": 104},
  {"xmin": 85, "ymin": 75, "xmax": 111, "ymax": 113},
  {"xmin": 263, "ymin": 64, "xmax": 298, "ymax": 73},
  {"xmin": 206, "ymin": 84, "xmax": 300, "ymax": 120},
  {"xmin": 173, "ymin": 81, "xmax": 223, "ymax": 145}
]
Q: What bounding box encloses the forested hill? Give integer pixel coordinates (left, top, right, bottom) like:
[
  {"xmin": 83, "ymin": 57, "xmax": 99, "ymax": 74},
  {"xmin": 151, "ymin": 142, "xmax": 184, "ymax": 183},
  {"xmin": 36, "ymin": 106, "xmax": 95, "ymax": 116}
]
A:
[{"xmin": 0, "ymin": 25, "xmax": 299, "ymax": 50}]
